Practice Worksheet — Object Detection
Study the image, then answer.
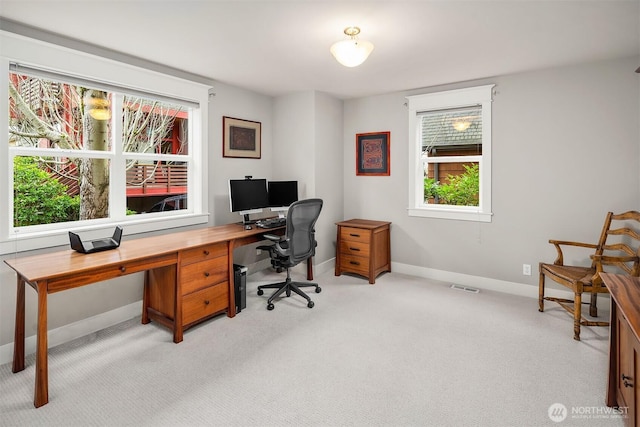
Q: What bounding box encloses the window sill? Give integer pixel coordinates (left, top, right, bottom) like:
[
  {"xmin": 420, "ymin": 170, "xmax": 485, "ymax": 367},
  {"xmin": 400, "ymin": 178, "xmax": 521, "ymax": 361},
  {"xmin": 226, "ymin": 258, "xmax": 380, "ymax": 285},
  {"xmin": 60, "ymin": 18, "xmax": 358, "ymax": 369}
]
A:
[
  {"xmin": 408, "ymin": 207, "xmax": 493, "ymax": 223},
  {"xmin": 0, "ymin": 213, "xmax": 209, "ymax": 255}
]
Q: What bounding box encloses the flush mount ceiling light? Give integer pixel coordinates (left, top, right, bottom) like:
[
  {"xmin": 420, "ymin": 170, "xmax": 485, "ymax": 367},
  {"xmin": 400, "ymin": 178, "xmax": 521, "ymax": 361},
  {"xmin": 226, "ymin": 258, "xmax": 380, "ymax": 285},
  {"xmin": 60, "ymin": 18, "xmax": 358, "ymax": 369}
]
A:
[{"xmin": 330, "ymin": 26, "xmax": 374, "ymax": 68}]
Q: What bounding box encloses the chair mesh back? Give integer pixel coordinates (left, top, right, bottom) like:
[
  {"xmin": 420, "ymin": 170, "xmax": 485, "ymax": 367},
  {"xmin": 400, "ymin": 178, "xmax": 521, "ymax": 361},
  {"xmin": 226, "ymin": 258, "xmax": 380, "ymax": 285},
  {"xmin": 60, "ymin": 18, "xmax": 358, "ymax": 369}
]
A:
[{"xmin": 286, "ymin": 198, "xmax": 323, "ymax": 264}]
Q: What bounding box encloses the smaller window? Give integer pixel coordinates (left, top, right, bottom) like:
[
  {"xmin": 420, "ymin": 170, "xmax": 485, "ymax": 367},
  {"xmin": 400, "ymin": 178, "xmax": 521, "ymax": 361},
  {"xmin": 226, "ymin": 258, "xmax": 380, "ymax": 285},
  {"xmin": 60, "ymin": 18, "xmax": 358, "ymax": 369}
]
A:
[{"xmin": 407, "ymin": 85, "xmax": 494, "ymax": 222}]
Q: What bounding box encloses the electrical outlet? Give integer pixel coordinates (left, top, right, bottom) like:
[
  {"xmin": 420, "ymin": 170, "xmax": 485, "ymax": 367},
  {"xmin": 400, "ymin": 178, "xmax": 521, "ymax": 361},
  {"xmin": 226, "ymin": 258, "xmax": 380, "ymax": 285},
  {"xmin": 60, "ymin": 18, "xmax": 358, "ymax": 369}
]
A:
[
  {"xmin": 256, "ymin": 248, "xmax": 262, "ymax": 255},
  {"xmin": 522, "ymin": 264, "xmax": 531, "ymax": 276}
]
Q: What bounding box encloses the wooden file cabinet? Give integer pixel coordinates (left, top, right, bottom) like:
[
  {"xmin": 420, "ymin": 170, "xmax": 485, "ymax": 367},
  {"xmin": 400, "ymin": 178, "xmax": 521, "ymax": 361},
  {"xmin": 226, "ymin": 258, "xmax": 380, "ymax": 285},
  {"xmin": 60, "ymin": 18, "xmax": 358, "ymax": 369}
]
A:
[
  {"xmin": 335, "ymin": 219, "xmax": 391, "ymax": 284},
  {"xmin": 145, "ymin": 242, "xmax": 229, "ymax": 334},
  {"xmin": 603, "ymin": 273, "xmax": 640, "ymax": 426}
]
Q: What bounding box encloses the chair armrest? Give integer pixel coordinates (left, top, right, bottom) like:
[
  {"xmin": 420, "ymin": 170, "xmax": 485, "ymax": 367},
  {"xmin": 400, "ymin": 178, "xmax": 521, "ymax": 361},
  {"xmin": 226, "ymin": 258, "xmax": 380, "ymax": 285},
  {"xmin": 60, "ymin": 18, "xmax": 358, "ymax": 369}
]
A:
[
  {"xmin": 548, "ymin": 240, "xmax": 598, "ymax": 266},
  {"xmin": 263, "ymin": 234, "xmax": 286, "ymax": 242}
]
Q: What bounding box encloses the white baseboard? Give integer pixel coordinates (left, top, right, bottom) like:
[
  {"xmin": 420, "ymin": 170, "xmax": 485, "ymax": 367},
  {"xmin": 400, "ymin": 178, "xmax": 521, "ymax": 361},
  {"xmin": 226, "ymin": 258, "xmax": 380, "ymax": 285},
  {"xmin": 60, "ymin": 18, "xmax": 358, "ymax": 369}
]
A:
[
  {"xmin": 391, "ymin": 261, "xmax": 580, "ymax": 301},
  {"xmin": 0, "ymin": 301, "xmax": 141, "ymax": 366},
  {"xmin": 0, "ymin": 259, "xmax": 584, "ymax": 366}
]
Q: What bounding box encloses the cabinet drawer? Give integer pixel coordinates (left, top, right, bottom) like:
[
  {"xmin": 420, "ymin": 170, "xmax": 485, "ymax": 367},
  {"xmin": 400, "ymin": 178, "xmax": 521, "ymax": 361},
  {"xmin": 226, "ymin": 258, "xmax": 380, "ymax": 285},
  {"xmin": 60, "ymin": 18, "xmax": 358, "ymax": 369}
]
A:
[
  {"xmin": 340, "ymin": 253, "xmax": 370, "ymax": 274},
  {"xmin": 182, "ymin": 282, "xmax": 228, "ymax": 326},
  {"xmin": 340, "ymin": 227, "xmax": 371, "ymax": 244},
  {"xmin": 181, "ymin": 243, "xmax": 227, "ymax": 266},
  {"xmin": 339, "ymin": 240, "xmax": 370, "ymax": 258},
  {"xmin": 180, "ymin": 256, "xmax": 228, "ymax": 296}
]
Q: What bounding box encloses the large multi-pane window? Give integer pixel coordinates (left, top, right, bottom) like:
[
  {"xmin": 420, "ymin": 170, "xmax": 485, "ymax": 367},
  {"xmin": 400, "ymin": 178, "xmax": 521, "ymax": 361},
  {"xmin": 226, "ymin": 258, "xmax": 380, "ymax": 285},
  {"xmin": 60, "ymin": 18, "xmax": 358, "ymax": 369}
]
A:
[
  {"xmin": 1, "ymin": 32, "xmax": 209, "ymax": 254},
  {"xmin": 9, "ymin": 70, "xmax": 192, "ymax": 226},
  {"xmin": 407, "ymin": 85, "xmax": 494, "ymax": 222}
]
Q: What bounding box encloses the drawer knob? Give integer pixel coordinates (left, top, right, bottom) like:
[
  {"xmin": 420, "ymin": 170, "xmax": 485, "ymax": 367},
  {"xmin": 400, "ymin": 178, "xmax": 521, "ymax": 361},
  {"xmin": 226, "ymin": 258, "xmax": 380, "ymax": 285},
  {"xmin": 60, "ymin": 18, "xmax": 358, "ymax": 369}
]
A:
[
  {"xmin": 204, "ymin": 300, "xmax": 210, "ymax": 305},
  {"xmin": 203, "ymin": 250, "xmax": 210, "ymax": 256},
  {"xmin": 349, "ymin": 247, "xmax": 360, "ymax": 251},
  {"xmin": 120, "ymin": 266, "xmax": 126, "ymax": 272},
  {"xmin": 350, "ymin": 261, "xmax": 360, "ymax": 266},
  {"xmin": 204, "ymin": 272, "xmax": 210, "ymax": 277}
]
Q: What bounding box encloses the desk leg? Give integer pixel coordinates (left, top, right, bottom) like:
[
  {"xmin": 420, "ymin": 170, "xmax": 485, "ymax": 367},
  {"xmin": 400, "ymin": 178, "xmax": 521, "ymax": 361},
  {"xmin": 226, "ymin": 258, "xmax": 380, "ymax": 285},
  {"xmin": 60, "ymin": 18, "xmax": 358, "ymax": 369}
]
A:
[
  {"xmin": 12, "ymin": 277, "xmax": 25, "ymax": 373},
  {"xmin": 606, "ymin": 299, "xmax": 618, "ymax": 407},
  {"xmin": 173, "ymin": 264, "xmax": 183, "ymax": 343},
  {"xmin": 227, "ymin": 241, "xmax": 236, "ymax": 318},
  {"xmin": 307, "ymin": 258, "xmax": 313, "ymax": 281},
  {"xmin": 34, "ymin": 282, "xmax": 48, "ymax": 407},
  {"xmin": 141, "ymin": 271, "xmax": 150, "ymax": 324}
]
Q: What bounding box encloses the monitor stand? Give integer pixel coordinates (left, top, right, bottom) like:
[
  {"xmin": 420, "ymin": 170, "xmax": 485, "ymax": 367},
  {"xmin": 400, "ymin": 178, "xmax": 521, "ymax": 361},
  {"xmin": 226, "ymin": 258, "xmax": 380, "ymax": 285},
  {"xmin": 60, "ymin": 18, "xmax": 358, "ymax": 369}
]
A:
[{"xmin": 242, "ymin": 213, "xmax": 257, "ymax": 225}]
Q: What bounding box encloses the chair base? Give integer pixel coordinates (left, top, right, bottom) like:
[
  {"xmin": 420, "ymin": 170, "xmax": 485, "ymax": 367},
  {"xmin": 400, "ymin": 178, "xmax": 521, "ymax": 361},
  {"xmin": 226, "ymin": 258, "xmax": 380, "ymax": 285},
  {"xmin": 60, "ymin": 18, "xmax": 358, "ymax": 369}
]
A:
[
  {"xmin": 257, "ymin": 269, "xmax": 321, "ymax": 310},
  {"xmin": 539, "ymin": 296, "xmax": 609, "ymax": 341}
]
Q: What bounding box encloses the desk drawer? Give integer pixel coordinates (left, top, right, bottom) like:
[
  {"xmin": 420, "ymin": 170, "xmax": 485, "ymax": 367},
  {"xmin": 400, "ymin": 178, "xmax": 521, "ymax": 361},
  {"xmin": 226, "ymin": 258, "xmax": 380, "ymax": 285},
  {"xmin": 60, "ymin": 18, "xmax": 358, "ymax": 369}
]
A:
[
  {"xmin": 339, "ymin": 240, "xmax": 370, "ymax": 258},
  {"xmin": 181, "ymin": 243, "xmax": 227, "ymax": 266},
  {"xmin": 339, "ymin": 253, "xmax": 369, "ymax": 274},
  {"xmin": 180, "ymin": 256, "xmax": 228, "ymax": 295},
  {"xmin": 47, "ymin": 253, "xmax": 178, "ymax": 293},
  {"xmin": 182, "ymin": 282, "xmax": 228, "ymax": 326},
  {"xmin": 340, "ymin": 227, "xmax": 371, "ymax": 244}
]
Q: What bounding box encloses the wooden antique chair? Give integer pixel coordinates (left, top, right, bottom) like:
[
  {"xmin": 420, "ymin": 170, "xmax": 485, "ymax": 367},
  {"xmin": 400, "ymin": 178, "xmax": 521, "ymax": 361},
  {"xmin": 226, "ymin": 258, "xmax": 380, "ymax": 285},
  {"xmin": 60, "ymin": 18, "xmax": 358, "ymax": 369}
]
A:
[{"xmin": 539, "ymin": 211, "xmax": 640, "ymax": 340}]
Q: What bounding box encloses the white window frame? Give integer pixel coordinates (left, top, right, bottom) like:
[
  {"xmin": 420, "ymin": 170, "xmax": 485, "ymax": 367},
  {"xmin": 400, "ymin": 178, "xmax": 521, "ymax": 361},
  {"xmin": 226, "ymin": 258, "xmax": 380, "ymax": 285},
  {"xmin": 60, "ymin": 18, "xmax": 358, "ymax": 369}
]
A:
[
  {"xmin": 0, "ymin": 32, "xmax": 210, "ymax": 254},
  {"xmin": 406, "ymin": 85, "xmax": 494, "ymax": 222}
]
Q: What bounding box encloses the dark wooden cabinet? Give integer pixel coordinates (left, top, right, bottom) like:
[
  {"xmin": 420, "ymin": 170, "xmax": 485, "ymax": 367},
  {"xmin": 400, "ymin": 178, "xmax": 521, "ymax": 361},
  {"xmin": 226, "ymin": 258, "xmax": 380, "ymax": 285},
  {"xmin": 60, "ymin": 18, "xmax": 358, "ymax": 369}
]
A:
[
  {"xmin": 335, "ymin": 219, "xmax": 391, "ymax": 284},
  {"xmin": 602, "ymin": 273, "xmax": 640, "ymax": 426}
]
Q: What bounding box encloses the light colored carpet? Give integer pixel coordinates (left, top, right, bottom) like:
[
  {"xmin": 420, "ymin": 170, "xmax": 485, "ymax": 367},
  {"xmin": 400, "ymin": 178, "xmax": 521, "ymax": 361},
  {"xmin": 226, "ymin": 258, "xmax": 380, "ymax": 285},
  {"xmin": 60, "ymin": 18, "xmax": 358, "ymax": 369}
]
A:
[{"xmin": 0, "ymin": 269, "xmax": 623, "ymax": 427}]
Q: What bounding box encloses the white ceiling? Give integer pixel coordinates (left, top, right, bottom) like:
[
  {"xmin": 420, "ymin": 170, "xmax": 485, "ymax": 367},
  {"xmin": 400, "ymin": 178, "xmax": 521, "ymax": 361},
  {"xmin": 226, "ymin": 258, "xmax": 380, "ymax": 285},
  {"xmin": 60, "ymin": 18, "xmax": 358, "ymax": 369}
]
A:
[{"xmin": 1, "ymin": 1, "xmax": 639, "ymax": 99}]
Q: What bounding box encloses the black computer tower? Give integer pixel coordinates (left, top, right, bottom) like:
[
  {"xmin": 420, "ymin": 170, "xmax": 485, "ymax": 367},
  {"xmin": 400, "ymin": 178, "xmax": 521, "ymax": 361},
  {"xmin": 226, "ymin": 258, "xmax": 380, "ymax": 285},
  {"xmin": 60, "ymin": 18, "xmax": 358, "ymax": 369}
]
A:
[{"xmin": 233, "ymin": 264, "xmax": 247, "ymax": 313}]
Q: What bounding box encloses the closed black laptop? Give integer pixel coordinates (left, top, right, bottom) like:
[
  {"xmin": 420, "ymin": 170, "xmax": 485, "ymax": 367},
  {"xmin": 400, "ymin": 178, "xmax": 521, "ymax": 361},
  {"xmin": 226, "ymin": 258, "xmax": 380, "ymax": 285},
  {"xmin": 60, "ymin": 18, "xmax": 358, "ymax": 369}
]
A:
[{"xmin": 69, "ymin": 226, "xmax": 123, "ymax": 254}]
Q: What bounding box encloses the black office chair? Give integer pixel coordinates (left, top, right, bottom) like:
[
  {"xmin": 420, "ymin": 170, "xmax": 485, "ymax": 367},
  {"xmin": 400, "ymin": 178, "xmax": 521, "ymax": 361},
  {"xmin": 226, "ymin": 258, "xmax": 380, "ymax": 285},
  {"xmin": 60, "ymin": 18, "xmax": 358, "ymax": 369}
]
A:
[{"xmin": 257, "ymin": 198, "xmax": 323, "ymax": 310}]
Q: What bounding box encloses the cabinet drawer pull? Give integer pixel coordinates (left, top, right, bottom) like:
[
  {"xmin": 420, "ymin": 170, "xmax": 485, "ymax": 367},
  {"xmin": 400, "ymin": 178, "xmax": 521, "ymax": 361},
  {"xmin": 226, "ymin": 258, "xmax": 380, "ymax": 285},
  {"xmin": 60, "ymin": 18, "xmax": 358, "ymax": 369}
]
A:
[
  {"xmin": 624, "ymin": 380, "xmax": 634, "ymax": 388},
  {"xmin": 349, "ymin": 261, "xmax": 360, "ymax": 265},
  {"xmin": 349, "ymin": 233, "xmax": 360, "ymax": 237},
  {"xmin": 120, "ymin": 266, "xmax": 126, "ymax": 273},
  {"xmin": 204, "ymin": 272, "xmax": 210, "ymax": 277},
  {"xmin": 622, "ymin": 374, "xmax": 632, "ymax": 381},
  {"xmin": 203, "ymin": 250, "xmax": 210, "ymax": 256},
  {"xmin": 349, "ymin": 247, "xmax": 360, "ymax": 251}
]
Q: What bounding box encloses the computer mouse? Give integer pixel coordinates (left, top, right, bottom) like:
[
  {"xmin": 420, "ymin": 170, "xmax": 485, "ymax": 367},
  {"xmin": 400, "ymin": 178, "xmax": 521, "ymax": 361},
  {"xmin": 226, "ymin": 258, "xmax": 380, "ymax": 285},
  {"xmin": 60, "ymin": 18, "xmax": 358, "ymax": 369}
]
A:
[{"xmin": 244, "ymin": 224, "xmax": 252, "ymax": 230}]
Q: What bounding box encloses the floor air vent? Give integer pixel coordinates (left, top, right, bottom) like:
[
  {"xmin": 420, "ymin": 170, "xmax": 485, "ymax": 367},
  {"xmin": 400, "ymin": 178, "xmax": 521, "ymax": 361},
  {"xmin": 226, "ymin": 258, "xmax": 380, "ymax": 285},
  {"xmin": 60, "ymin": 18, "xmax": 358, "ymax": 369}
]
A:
[{"xmin": 450, "ymin": 284, "xmax": 480, "ymax": 293}]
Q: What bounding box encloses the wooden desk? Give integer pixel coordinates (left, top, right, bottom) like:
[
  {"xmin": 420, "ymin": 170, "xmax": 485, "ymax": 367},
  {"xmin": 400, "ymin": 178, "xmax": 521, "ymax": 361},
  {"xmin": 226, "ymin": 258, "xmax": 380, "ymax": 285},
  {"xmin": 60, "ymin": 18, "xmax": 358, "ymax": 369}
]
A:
[{"xmin": 4, "ymin": 222, "xmax": 304, "ymax": 408}]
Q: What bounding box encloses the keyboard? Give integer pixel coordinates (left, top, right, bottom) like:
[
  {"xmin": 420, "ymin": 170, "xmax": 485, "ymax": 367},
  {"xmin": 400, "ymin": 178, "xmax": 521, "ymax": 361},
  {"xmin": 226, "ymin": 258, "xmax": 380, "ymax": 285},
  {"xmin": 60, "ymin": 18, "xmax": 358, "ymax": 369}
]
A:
[{"xmin": 256, "ymin": 218, "xmax": 286, "ymax": 229}]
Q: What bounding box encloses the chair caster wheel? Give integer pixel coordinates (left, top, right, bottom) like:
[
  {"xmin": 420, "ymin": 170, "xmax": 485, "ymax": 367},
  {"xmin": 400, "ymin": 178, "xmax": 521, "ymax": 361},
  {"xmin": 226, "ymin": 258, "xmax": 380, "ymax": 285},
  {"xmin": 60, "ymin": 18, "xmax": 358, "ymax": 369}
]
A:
[
  {"xmin": 315, "ymin": 287, "xmax": 322, "ymax": 293},
  {"xmin": 267, "ymin": 303, "xmax": 275, "ymax": 310},
  {"xmin": 257, "ymin": 289, "xmax": 264, "ymax": 296},
  {"xmin": 307, "ymin": 301, "xmax": 314, "ymax": 308},
  {"xmin": 286, "ymin": 290, "xmax": 291, "ymax": 297}
]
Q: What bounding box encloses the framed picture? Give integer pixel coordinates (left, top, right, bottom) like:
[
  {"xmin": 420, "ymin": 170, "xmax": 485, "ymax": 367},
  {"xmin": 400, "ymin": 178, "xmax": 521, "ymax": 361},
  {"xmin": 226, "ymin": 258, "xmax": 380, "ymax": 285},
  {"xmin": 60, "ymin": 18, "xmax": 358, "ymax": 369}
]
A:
[
  {"xmin": 223, "ymin": 116, "xmax": 261, "ymax": 158},
  {"xmin": 356, "ymin": 131, "xmax": 390, "ymax": 176}
]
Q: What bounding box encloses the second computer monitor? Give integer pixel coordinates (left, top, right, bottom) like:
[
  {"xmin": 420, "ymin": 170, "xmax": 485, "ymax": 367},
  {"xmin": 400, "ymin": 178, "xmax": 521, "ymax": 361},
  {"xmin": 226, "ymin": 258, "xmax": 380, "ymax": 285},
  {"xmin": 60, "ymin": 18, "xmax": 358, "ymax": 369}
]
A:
[{"xmin": 268, "ymin": 181, "xmax": 298, "ymax": 215}]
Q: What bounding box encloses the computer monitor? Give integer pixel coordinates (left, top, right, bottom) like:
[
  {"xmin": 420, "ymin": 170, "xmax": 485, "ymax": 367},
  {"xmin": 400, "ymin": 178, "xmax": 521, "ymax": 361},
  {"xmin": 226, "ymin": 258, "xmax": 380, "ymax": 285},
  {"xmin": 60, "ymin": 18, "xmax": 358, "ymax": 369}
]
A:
[
  {"xmin": 229, "ymin": 178, "xmax": 269, "ymax": 224},
  {"xmin": 268, "ymin": 180, "xmax": 298, "ymax": 217}
]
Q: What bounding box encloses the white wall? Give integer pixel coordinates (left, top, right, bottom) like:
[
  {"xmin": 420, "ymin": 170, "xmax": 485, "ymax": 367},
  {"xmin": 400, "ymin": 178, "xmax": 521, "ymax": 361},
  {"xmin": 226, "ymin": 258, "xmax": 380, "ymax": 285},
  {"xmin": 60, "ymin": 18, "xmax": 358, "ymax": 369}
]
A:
[
  {"xmin": 272, "ymin": 91, "xmax": 344, "ymax": 266},
  {"xmin": 313, "ymin": 92, "xmax": 344, "ymax": 263},
  {"xmin": 343, "ymin": 56, "xmax": 640, "ymax": 292}
]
